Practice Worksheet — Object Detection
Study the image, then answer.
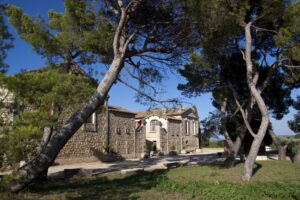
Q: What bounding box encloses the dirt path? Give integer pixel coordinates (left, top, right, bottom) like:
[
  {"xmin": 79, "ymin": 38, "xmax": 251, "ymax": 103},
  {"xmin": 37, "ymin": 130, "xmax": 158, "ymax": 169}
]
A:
[{"xmin": 48, "ymin": 151, "xmax": 225, "ymax": 177}]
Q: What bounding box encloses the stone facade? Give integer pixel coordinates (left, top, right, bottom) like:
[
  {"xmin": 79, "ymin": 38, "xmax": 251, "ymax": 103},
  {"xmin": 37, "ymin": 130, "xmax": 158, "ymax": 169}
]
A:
[
  {"xmin": 56, "ymin": 110, "xmax": 106, "ymax": 163},
  {"xmin": 56, "ymin": 104, "xmax": 143, "ymax": 163},
  {"xmin": 0, "ymin": 87, "xmax": 15, "ymax": 125},
  {"xmin": 57, "ymin": 105, "xmax": 200, "ymax": 163},
  {"xmin": 136, "ymin": 107, "xmax": 200, "ymax": 155},
  {"xmin": 108, "ymin": 110, "xmax": 136, "ymax": 158},
  {"xmin": 167, "ymin": 119, "xmax": 182, "ymax": 152},
  {"xmin": 1, "ymin": 65, "xmax": 200, "ymax": 162}
]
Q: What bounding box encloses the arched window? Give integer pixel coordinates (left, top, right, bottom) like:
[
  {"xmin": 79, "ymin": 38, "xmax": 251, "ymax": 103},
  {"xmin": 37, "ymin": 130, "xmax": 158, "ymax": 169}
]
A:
[{"xmin": 150, "ymin": 120, "xmax": 157, "ymax": 132}]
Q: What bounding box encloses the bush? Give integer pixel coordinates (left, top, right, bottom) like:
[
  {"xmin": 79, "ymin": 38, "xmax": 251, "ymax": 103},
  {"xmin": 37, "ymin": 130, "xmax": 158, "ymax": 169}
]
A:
[
  {"xmin": 0, "ymin": 175, "xmax": 13, "ymax": 191},
  {"xmin": 207, "ymin": 140, "xmax": 223, "ymax": 148}
]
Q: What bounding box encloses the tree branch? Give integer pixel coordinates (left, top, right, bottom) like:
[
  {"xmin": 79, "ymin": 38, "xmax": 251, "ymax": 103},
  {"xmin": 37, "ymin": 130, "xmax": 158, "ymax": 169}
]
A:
[
  {"xmin": 124, "ymin": 65, "xmax": 158, "ymax": 94},
  {"xmin": 251, "ymin": 25, "xmax": 278, "ymax": 34},
  {"xmin": 285, "ymin": 65, "xmax": 300, "ymax": 69},
  {"xmin": 117, "ymin": 77, "xmax": 179, "ymax": 106},
  {"xmin": 229, "ymin": 84, "xmax": 257, "ymax": 138},
  {"xmin": 122, "ymin": 29, "xmax": 138, "ymax": 54}
]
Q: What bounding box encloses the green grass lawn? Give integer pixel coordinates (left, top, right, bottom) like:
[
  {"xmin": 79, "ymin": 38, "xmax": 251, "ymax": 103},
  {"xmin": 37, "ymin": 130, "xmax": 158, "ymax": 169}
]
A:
[{"xmin": 1, "ymin": 161, "xmax": 300, "ymax": 200}]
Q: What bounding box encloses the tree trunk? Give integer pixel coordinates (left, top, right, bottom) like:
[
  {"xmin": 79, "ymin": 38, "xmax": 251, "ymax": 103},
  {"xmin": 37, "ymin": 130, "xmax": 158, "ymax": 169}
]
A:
[
  {"xmin": 36, "ymin": 127, "xmax": 53, "ymax": 182},
  {"xmin": 242, "ymin": 22, "xmax": 269, "ymax": 181},
  {"xmin": 40, "ymin": 127, "xmax": 53, "ymax": 150},
  {"xmin": 224, "ymin": 98, "xmax": 253, "ymax": 167},
  {"xmin": 242, "ymin": 135, "xmax": 265, "ymax": 181},
  {"xmin": 9, "ymin": 1, "xmax": 139, "ymax": 191},
  {"xmin": 220, "ymin": 99, "xmax": 236, "ymax": 167},
  {"xmin": 278, "ymin": 146, "xmax": 287, "ymax": 160},
  {"xmin": 10, "ymin": 56, "xmax": 124, "ymax": 192},
  {"xmin": 294, "ymin": 142, "xmax": 300, "ymax": 164},
  {"xmin": 268, "ymin": 129, "xmax": 286, "ymax": 160},
  {"xmin": 224, "ymin": 141, "xmax": 240, "ymax": 167}
]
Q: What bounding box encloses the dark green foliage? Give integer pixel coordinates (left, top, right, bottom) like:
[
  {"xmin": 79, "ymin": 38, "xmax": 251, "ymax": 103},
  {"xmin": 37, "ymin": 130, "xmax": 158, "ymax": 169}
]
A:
[
  {"xmin": 0, "ymin": 68, "xmax": 95, "ymax": 163},
  {"xmin": 206, "ymin": 140, "xmax": 224, "ymax": 148},
  {"xmin": 289, "ymin": 96, "xmax": 300, "ymax": 133},
  {"xmin": 200, "ymin": 111, "xmax": 220, "ymax": 147},
  {"xmin": 178, "ymin": 0, "xmax": 299, "ymax": 142},
  {"xmin": 6, "ymin": 0, "xmax": 113, "ymax": 66},
  {"xmin": 0, "ymin": 3, "xmax": 13, "ymax": 72}
]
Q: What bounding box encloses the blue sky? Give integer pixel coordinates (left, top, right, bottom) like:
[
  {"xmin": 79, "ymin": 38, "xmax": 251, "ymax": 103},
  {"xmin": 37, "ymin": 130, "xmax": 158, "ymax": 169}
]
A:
[{"xmin": 3, "ymin": 0, "xmax": 299, "ymax": 136}]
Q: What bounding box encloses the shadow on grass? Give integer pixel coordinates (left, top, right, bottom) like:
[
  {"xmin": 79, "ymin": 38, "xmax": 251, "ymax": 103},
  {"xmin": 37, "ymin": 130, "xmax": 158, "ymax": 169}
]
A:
[
  {"xmin": 28, "ymin": 170, "xmax": 167, "ymax": 200},
  {"xmin": 252, "ymin": 162, "xmax": 262, "ymax": 176}
]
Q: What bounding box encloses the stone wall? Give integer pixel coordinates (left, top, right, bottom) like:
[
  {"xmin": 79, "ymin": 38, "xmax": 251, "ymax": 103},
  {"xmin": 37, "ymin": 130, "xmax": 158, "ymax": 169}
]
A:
[
  {"xmin": 108, "ymin": 110, "xmax": 136, "ymax": 159},
  {"xmin": 181, "ymin": 119, "xmax": 199, "ymax": 150},
  {"xmin": 160, "ymin": 128, "xmax": 168, "ymax": 154},
  {"xmin": 182, "ymin": 134, "xmax": 199, "ymax": 150},
  {"xmin": 135, "ymin": 126, "xmax": 146, "ymax": 157},
  {"xmin": 57, "ymin": 110, "xmax": 106, "ymax": 163},
  {"xmin": 167, "ymin": 119, "xmax": 182, "ymax": 152},
  {"xmin": 56, "ymin": 107, "xmax": 142, "ymax": 163}
]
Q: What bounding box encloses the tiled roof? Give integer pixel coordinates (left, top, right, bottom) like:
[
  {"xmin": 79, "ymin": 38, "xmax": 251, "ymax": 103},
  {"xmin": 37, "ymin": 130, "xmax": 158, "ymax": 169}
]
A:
[
  {"xmin": 135, "ymin": 107, "xmax": 189, "ymax": 119},
  {"xmin": 108, "ymin": 106, "xmax": 137, "ymax": 114}
]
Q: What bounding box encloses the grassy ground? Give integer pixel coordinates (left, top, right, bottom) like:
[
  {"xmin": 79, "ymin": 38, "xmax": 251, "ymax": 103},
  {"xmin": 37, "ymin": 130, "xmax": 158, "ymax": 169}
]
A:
[{"xmin": 1, "ymin": 161, "xmax": 300, "ymax": 200}]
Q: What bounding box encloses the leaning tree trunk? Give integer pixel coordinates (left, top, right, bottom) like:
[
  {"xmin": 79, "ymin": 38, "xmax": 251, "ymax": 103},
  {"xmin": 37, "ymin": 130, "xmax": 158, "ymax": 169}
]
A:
[
  {"xmin": 242, "ymin": 22, "xmax": 269, "ymax": 181},
  {"xmin": 10, "ymin": 56, "xmax": 124, "ymax": 192},
  {"xmin": 294, "ymin": 142, "xmax": 300, "ymax": 164},
  {"xmin": 10, "ymin": 4, "xmax": 135, "ymax": 192}
]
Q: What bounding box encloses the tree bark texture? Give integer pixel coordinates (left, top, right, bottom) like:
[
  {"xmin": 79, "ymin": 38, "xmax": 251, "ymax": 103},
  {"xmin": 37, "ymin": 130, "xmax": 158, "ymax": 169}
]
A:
[
  {"xmin": 268, "ymin": 129, "xmax": 286, "ymax": 160},
  {"xmin": 10, "ymin": 2, "xmax": 137, "ymax": 192},
  {"xmin": 242, "ymin": 22, "xmax": 269, "ymax": 181},
  {"xmin": 224, "ymin": 98, "xmax": 254, "ymax": 167},
  {"xmin": 278, "ymin": 145, "xmax": 287, "ymax": 161},
  {"xmin": 36, "ymin": 127, "xmax": 53, "ymax": 182}
]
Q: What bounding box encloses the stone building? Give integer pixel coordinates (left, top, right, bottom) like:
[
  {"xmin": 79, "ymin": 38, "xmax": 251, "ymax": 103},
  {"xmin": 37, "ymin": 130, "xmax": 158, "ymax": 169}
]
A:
[
  {"xmin": 56, "ymin": 102, "xmax": 146, "ymax": 163},
  {"xmin": 1, "ymin": 65, "xmax": 200, "ymax": 164},
  {"xmin": 57, "ymin": 105, "xmax": 200, "ymax": 163},
  {"xmin": 135, "ymin": 107, "xmax": 200, "ymax": 155}
]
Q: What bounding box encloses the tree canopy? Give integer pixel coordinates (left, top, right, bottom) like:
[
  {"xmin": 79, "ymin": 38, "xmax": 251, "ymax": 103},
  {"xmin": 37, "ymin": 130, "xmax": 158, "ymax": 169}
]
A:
[
  {"xmin": 288, "ymin": 96, "xmax": 300, "ymax": 133},
  {"xmin": 0, "ymin": 67, "xmax": 95, "ymax": 164},
  {"xmin": 0, "ymin": 3, "xmax": 13, "ymax": 72}
]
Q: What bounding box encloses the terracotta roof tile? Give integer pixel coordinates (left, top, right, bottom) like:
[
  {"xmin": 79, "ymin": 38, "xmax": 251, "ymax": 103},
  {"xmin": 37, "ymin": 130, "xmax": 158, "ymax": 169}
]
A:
[
  {"xmin": 135, "ymin": 107, "xmax": 190, "ymax": 119},
  {"xmin": 108, "ymin": 106, "xmax": 136, "ymax": 114}
]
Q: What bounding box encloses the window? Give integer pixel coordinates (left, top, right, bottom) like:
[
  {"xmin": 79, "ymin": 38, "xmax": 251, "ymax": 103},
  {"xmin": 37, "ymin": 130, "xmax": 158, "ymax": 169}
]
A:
[
  {"xmin": 191, "ymin": 121, "xmax": 195, "ymax": 135},
  {"xmin": 115, "ymin": 127, "xmax": 121, "ymax": 134},
  {"xmin": 185, "ymin": 120, "xmax": 188, "ymax": 135},
  {"xmin": 86, "ymin": 113, "xmax": 95, "ymax": 124},
  {"xmin": 84, "ymin": 113, "xmax": 97, "ymax": 132},
  {"xmin": 186, "ymin": 120, "xmax": 190, "ymax": 135},
  {"xmin": 150, "ymin": 120, "xmax": 157, "ymax": 132},
  {"xmin": 195, "ymin": 121, "xmax": 199, "ymax": 135}
]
